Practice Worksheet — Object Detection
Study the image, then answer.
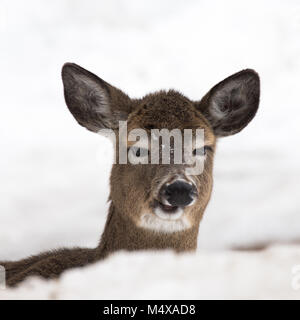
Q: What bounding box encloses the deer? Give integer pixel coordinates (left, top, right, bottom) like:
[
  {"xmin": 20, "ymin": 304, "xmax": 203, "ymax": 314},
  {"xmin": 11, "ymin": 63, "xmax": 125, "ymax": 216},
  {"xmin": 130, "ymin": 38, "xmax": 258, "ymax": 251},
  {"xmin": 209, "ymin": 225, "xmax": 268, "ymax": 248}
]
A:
[{"xmin": 0, "ymin": 63, "xmax": 260, "ymax": 287}]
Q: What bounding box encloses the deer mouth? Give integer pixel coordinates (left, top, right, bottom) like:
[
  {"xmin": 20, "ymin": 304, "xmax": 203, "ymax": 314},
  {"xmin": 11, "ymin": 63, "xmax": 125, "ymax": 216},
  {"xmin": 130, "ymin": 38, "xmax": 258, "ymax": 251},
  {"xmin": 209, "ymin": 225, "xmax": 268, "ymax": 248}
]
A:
[
  {"xmin": 157, "ymin": 201, "xmax": 178, "ymax": 213},
  {"xmin": 152, "ymin": 200, "xmax": 183, "ymax": 220}
]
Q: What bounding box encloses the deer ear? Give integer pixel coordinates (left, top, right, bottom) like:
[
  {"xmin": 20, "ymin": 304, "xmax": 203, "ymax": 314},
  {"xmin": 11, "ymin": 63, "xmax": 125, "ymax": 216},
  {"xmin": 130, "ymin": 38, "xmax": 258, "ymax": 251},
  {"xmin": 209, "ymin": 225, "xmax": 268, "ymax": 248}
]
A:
[
  {"xmin": 196, "ymin": 69, "xmax": 260, "ymax": 137},
  {"xmin": 61, "ymin": 63, "xmax": 131, "ymax": 132}
]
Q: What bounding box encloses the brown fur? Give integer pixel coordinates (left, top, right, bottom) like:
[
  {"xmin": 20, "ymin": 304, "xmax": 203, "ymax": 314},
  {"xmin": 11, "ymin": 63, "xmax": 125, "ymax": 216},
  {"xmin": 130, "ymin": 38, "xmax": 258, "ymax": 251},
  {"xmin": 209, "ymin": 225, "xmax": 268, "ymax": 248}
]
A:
[{"xmin": 0, "ymin": 63, "xmax": 260, "ymax": 287}]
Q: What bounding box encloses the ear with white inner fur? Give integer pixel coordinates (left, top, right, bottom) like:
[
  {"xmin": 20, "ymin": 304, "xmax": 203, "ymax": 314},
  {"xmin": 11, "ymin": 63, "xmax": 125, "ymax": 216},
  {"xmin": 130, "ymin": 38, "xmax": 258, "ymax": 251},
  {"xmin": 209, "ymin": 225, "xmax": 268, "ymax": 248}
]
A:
[
  {"xmin": 196, "ymin": 69, "xmax": 260, "ymax": 137},
  {"xmin": 61, "ymin": 63, "xmax": 131, "ymax": 132}
]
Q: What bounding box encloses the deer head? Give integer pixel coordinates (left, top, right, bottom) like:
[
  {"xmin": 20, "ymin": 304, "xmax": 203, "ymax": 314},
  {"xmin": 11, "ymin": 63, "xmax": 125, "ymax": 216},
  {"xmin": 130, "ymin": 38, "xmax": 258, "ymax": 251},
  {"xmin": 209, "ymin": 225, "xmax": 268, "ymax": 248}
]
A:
[
  {"xmin": 0, "ymin": 63, "xmax": 260, "ymax": 288},
  {"xmin": 62, "ymin": 63, "xmax": 260, "ymax": 239}
]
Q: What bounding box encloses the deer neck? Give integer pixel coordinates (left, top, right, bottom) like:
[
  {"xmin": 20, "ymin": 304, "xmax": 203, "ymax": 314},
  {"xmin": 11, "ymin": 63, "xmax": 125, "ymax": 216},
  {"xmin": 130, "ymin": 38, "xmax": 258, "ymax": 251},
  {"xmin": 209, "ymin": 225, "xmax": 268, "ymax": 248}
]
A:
[{"xmin": 95, "ymin": 202, "xmax": 200, "ymax": 260}]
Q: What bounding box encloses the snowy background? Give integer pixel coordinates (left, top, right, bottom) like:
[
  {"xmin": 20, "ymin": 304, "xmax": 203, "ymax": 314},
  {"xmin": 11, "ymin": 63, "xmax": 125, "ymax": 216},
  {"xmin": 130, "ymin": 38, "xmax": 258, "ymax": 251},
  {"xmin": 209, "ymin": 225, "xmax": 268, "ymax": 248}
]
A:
[{"xmin": 0, "ymin": 0, "xmax": 300, "ymax": 299}]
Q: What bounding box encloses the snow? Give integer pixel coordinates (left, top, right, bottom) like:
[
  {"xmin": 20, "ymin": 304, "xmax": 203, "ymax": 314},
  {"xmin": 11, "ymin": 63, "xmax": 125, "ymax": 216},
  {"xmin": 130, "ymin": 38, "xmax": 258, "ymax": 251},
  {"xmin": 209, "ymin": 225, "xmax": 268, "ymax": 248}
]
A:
[
  {"xmin": 0, "ymin": 0, "xmax": 300, "ymax": 299},
  {"xmin": 1, "ymin": 245, "xmax": 300, "ymax": 299}
]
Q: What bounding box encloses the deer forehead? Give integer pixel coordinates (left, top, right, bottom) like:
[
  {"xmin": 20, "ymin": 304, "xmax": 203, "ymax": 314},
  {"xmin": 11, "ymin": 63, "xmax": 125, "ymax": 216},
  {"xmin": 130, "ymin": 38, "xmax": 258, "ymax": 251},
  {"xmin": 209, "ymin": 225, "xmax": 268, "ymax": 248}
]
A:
[
  {"xmin": 124, "ymin": 91, "xmax": 216, "ymax": 145},
  {"xmin": 130, "ymin": 91, "xmax": 205, "ymax": 125}
]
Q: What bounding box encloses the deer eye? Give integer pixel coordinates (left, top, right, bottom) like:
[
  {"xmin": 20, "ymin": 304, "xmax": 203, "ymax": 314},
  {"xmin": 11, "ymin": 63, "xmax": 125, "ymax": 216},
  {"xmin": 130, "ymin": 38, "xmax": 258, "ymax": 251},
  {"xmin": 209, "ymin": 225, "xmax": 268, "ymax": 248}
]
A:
[
  {"xmin": 129, "ymin": 147, "xmax": 149, "ymax": 158},
  {"xmin": 192, "ymin": 146, "xmax": 211, "ymax": 156}
]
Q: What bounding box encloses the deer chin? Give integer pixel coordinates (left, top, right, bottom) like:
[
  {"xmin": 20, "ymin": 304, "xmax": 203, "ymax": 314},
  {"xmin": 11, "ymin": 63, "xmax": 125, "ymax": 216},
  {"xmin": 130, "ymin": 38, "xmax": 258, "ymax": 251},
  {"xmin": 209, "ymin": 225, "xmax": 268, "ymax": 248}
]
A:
[
  {"xmin": 154, "ymin": 204, "xmax": 184, "ymax": 221},
  {"xmin": 137, "ymin": 199, "xmax": 192, "ymax": 233},
  {"xmin": 138, "ymin": 210, "xmax": 191, "ymax": 233}
]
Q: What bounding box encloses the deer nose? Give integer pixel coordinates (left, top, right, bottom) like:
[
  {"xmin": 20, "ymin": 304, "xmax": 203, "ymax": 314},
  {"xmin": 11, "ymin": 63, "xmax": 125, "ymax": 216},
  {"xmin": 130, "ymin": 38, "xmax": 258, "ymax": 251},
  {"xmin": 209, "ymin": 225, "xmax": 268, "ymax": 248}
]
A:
[{"xmin": 161, "ymin": 181, "xmax": 197, "ymax": 207}]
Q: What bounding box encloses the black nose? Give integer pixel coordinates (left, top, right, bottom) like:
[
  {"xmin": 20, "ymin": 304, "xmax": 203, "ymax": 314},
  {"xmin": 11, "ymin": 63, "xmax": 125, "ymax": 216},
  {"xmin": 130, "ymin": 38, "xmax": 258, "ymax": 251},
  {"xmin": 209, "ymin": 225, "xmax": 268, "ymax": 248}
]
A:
[{"xmin": 161, "ymin": 181, "xmax": 197, "ymax": 207}]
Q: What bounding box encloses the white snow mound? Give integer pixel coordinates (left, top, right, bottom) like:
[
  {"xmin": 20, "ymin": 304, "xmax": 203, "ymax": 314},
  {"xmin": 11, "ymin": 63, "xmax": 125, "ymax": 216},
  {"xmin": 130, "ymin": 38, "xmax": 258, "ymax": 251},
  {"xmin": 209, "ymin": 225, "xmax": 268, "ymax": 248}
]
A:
[{"xmin": 1, "ymin": 245, "xmax": 300, "ymax": 299}]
